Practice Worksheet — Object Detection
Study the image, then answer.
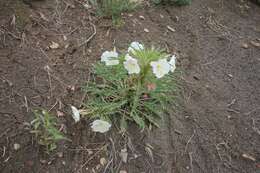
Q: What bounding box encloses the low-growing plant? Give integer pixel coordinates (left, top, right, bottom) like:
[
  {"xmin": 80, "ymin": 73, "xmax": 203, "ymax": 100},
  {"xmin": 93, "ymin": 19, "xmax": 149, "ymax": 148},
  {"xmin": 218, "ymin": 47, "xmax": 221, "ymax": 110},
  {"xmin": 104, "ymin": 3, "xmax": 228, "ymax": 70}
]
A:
[
  {"xmin": 81, "ymin": 42, "xmax": 179, "ymax": 131},
  {"xmin": 30, "ymin": 110, "xmax": 68, "ymax": 153},
  {"xmin": 152, "ymin": 0, "xmax": 191, "ymax": 5},
  {"xmin": 90, "ymin": 0, "xmax": 138, "ymax": 25}
]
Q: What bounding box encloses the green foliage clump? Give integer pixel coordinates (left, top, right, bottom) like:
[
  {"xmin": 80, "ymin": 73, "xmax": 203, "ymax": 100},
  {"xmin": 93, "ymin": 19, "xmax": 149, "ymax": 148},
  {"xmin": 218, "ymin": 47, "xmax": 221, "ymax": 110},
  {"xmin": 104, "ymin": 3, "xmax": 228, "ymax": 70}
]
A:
[
  {"xmin": 82, "ymin": 44, "xmax": 179, "ymax": 131},
  {"xmin": 90, "ymin": 0, "xmax": 138, "ymax": 26},
  {"xmin": 152, "ymin": 0, "xmax": 191, "ymax": 6},
  {"xmin": 30, "ymin": 110, "xmax": 68, "ymax": 153}
]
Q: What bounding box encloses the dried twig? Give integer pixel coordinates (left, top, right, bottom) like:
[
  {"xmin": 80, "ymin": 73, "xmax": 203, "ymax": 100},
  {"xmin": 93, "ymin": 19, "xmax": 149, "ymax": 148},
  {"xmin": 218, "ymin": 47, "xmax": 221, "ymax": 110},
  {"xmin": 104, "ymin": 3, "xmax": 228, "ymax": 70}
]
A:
[
  {"xmin": 189, "ymin": 152, "xmax": 194, "ymax": 173},
  {"xmin": 77, "ymin": 144, "xmax": 107, "ymax": 172},
  {"xmin": 44, "ymin": 65, "xmax": 53, "ymax": 98},
  {"xmin": 184, "ymin": 130, "xmax": 195, "ymax": 154},
  {"xmin": 0, "ymin": 26, "xmax": 21, "ymax": 40},
  {"xmin": 78, "ymin": 22, "xmax": 96, "ymax": 48},
  {"xmin": 24, "ymin": 96, "xmax": 29, "ymax": 112}
]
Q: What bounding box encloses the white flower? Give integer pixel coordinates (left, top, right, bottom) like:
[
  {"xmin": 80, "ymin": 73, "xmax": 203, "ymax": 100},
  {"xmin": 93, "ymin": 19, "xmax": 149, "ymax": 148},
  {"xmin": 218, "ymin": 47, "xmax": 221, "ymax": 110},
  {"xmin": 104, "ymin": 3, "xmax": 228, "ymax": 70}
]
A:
[
  {"xmin": 91, "ymin": 120, "xmax": 111, "ymax": 133},
  {"xmin": 169, "ymin": 55, "xmax": 176, "ymax": 73},
  {"xmin": 71, "ymin": 105, "xmax": 80, "ymax": 122},
  {"xmin": 101, "ymin": 51, "xmax": 119, "ymax": 66},
  {"xmin": 128, "ymin": 41, "xmax": 144, "ymax": 54},
  {"xmin": 123, "ymin": 54, "xmax": 141, "ymax": 74},
  {"xmin": 150, "ymin": 58, "xmax": 170, "ymax": 78}
]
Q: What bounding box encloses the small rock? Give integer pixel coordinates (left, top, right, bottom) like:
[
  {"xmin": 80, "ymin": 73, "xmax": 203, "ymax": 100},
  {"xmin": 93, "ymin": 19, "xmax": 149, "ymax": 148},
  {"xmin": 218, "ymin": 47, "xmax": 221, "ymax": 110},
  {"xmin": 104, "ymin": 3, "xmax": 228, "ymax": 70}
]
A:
[
  {"xmin": 119, "ymin": 148, "xmax": 128, "ymax": 163},
  {"xmin": 100, "ymin": 157, "xmax": 107, "ymax": 166},
  {"xmin": 83, "ymin": 3, "xmax": 91, "ymax": 9},
  {"xmin": 40, "ymin": 159, "xmax": 47, "ymax": 164},
  {"xmin": 119, "ymin": 171, "xmax": 127, "ymax": 173},
  {"xmin": 144, "ymin": 28, "xmax": 149, "ymax": 33},
  {"xmin": 95, "ymin": 164, "xmax": 101, "ymax": 170},
  {"xmin": 57, "ymin": 152, "xmax": 63, "ymax": 158},
  {"xmin": 242, "ymin": 43, "xmax": 249, "ymax": 49},
  {"xmin": 175, "ymin": 16, "xmax": 179, "ymax": 22},
  {"xmin": 63, "ymin": 35, "xmax": 67, "ymax": 41},
  {"xmin": 242, "ymin": 154, "xmax": 256, "ymax": 162},
  {"xmin": 57, "ymin": 110, "xmax": 65, "ymax": 117},
  {"xmin": 14, "ymin": 143, "xmax": 20, "ymax": 150},
  {"xmin": 250, "ymin": 41, "xmax": 260, "ymax": 47},
  {"xmin": 227, "ymin": 74, "xmax": 233, "ymax": 78},
  {"xmin": 62, "ymin": 161, "xmax": 66, "ymax": 165},
  {"xmin": 87, "ymin": 149, "xmax": 93, "ymax": 155},
  {"xmin": 50, "ymin": 41, "xmax": 59, "ymax": 49},
  {"xmin": 65, "ymin": 44, "xmax": 70, "ymax": 49},
  {"xmin": 139, "ymin": 15, "xmax": 145, "ymax": 20},
  {"xmin": 133, "ymin": 154, "xmax": 139, "ymax": 159},
  {"xmin": 160, "ymin": 14, "xmax": 164, "ymax": 18}
]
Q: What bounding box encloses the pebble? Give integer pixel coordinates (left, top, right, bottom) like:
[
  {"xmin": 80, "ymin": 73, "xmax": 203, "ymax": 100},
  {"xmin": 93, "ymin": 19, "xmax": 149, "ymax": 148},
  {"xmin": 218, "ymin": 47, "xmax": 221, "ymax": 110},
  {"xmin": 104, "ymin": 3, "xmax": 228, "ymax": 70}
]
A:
[
  {"xmin": 49, "ymin": 41, "xmax": 59, "ymax": 49},
  {"xmin": 100, "ymin": 157, "xmax": 107, "ymax": 166},
  {"xmin": 14, "ymin": 143, "xmax": 20, "ymax": 150},
  {"xmin": 62, "ymin": 161, "xmax": 66, "ymax": 165},
  {"xmin": 144, "ymin": 28, "xmax": 149, "ymax": 33},
  {"xmin": 87, "ymin": 149, "xmax": 94, "ymax": 155},
  {"xmin": 242, "ymin": 43, "xmax": 249, "ymax": 49},
  {"xmin": 250, "ymin": 41, "xmax": 260, "ymax": 47},
  {"xmin": 119, "ymin": 171, "xmax": 127, "ymax": 173},
  {"xmin": 139, "ymin": 15, "xmax": 145, "ymax": 20},
  {"xmin": 57, "ymin": 152, "xmax": 63, "ymax": 158}
]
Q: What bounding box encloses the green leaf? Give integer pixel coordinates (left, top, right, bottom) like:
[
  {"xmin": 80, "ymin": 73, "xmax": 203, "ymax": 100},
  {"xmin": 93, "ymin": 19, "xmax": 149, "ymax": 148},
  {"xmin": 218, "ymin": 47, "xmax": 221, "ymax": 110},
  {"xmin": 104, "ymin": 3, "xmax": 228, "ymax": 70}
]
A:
[{"xmin": 131, "ymin": 112, "xmax": 145, "ymax": 129}]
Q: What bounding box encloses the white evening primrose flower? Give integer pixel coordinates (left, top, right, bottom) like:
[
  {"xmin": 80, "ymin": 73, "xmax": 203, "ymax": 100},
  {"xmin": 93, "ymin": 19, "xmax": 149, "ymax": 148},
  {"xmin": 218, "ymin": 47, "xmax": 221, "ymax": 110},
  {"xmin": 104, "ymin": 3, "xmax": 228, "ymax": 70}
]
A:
[
  {"xmin": 71, "ymin": 105, "xmax": 80, "ymax": 123},
  {"xmin": 123, "ymin": 54, "xmax": 141, "ymax": 74},
  {"xmin": 128, "ymin": 41, "xmax": 144, "ymax": 54},
  {"xmin": 169, "ymin": 55, "xmax": 176, "ymax": 73},
  {"xmin": 101, "ymin": 51, "xmax": 119, "ymax": 66},
  {"xmin": 91, "ymin": 120, "xmax": 111, "ymax": 133},
  {"xmin": 150, "ymin": 58, "xmax": 170, "ymax": 78}
]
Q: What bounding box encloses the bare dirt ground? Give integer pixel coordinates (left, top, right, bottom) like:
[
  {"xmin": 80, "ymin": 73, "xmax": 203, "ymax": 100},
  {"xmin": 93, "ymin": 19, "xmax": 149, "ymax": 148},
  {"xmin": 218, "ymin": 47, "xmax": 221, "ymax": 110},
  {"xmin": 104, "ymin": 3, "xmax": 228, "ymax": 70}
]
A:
[{"xmin": 0, "ymin": 0, "xmax": 260, "ymax": 173}]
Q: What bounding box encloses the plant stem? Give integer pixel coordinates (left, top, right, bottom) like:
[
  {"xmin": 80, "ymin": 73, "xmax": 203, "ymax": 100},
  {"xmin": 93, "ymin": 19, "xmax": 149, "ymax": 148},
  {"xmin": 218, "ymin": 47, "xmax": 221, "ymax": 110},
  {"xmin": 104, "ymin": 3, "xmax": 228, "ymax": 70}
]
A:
[{"xmin": 130, "ymin": 79, "xmax": 142, "ymax": 117}]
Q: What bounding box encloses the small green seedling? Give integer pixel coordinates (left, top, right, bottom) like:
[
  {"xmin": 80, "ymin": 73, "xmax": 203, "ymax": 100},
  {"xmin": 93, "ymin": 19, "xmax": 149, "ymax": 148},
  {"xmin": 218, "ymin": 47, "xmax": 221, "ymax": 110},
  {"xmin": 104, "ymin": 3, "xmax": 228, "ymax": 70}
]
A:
[{"xmin": 30, "ymin": 110, "xmax": 68, "ymax": 153}]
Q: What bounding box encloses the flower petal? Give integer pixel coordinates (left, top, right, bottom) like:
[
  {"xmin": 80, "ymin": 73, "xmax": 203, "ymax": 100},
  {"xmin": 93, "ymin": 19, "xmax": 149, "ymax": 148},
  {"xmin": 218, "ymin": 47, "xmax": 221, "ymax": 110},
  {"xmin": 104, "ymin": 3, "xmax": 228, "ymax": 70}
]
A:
[
  {"xmin": 100, "ymin": 50, "xmax": 119, "ymax": 66},
  {"xmin": 150, "ymin": 58, "xmax": 170, "ymax": 78},
  {"xmin": 105, "ymin": 59, "xmax": 119, "ymax": 66},
  {"xmin": 91, "ymin": 120, "xmax": 111, "ymax": 133},
  {"xmin": 71, "ymin": 105, "xmax": 80, "ymax": 122},
  {"xmin": 128, "ymin": 42, "xmax": 144, "ymax": 54},
  {"xmin": 123, "ymin": 54, "xmax": 140, "ymax": 74}
]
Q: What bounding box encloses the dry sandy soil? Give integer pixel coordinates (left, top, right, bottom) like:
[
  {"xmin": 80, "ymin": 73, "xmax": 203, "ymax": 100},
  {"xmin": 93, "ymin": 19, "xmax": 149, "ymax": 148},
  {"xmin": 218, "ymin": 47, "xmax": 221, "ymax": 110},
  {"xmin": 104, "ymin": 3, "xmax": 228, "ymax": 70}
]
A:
[{"xmin": 0, "ymin": 0, "xmax": 260, "ymax": 173}]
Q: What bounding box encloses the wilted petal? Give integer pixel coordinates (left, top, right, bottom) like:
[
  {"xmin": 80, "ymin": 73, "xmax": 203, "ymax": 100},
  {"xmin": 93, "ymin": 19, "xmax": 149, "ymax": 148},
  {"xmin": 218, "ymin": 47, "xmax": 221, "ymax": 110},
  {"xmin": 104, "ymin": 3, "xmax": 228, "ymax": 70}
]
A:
[
  {"xmin": 169, "ymin": 55, "xmax": 176, "ymax": 73},
  {"xmin": 91, "ymin": 120, "xmax": 111, "ymax": 133},
  {"xmin": 123, "ymin": 54, "xmax": 140, "ymax": 74},
  {"xmin": 150, "ymin": 58, "xmax": 170, "ymax": 78},
  {"xmin": 71, "ymin": 105, "xmax": 80, "ymax": 122}
]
